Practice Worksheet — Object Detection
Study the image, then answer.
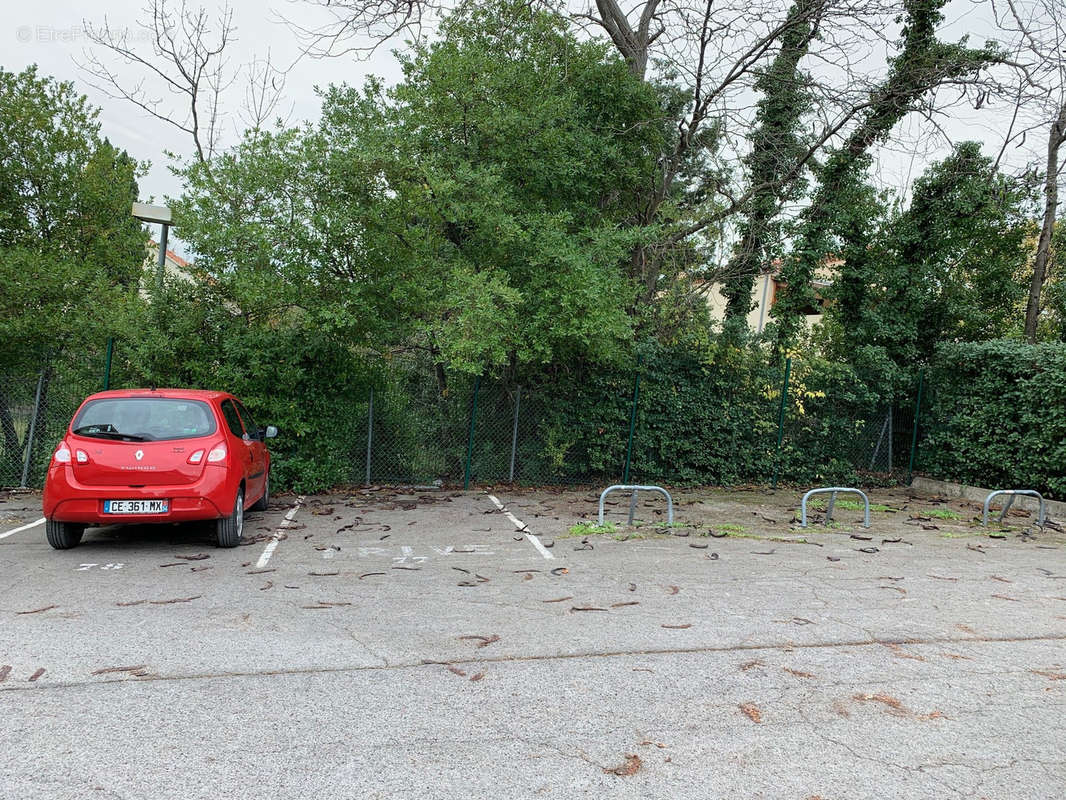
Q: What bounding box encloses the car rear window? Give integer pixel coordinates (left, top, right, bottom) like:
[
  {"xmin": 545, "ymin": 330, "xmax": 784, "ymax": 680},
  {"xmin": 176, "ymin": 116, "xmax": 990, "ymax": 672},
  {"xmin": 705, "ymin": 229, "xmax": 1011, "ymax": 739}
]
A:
[{"xmin": 72, "ymin": 398, "xmax": 217, "ymax": 442}]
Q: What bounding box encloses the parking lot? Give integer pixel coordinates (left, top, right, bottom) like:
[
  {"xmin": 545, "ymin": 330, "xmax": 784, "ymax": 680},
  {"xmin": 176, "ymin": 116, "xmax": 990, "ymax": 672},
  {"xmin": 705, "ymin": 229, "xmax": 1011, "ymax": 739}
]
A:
[{"xmin": 1, "ymin": 485, "xmax": 1064, "ymax": 799}]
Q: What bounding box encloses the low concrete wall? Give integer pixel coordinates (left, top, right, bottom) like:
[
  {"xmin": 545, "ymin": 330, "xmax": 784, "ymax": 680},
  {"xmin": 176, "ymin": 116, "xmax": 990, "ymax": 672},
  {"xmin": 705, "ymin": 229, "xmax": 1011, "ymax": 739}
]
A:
[{"xmin": 910, "ymin": 476, "xmax": 1065, "ymax": 520}]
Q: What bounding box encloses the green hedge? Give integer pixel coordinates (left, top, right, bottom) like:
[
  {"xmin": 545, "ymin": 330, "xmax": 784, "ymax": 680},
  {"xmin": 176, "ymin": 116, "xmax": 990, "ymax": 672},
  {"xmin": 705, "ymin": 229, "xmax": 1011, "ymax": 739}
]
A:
[{"xmin": 920, "ymin": 340, "xmax": 1066, "ymax": 499}]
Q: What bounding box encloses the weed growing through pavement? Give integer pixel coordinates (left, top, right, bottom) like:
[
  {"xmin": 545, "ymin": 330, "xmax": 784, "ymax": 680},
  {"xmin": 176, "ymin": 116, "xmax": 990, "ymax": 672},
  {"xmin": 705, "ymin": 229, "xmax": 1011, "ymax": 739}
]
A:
[
  {"xmin": 566, "ymin": 521, "xmax": 619, "ymax": 537},
  {"xmin": 927, "ymin": 509, "xmax": 962, "ymax": 520}
]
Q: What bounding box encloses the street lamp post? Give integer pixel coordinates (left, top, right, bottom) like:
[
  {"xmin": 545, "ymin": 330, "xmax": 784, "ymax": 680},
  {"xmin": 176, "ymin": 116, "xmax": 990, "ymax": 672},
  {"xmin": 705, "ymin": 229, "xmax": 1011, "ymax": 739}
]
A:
[{"xmin": 132, "ymin": 202, "xmax": 173, "ymax": 293}]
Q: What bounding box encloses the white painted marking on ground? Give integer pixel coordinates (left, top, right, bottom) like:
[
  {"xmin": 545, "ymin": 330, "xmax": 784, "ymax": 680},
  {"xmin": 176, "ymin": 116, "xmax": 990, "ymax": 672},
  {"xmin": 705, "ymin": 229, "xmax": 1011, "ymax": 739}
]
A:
[
  {"xmin": 487, "ymin": 494, "xmax": 554, "ymax": 560},
  {"xmin": 0, "ymin": 517, "xmax": 45, "ymax": 539},
  {"xmin": 255, "ymin": 496, "xmax": 305, "ymax": 569}
]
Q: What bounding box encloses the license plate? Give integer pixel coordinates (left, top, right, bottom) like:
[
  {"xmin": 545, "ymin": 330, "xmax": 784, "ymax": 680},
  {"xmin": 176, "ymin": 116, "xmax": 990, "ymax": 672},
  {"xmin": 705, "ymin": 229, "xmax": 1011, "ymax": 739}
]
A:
[{"xmin": 104, "ymin": 499, "xmax": 169, "ymax": 514}]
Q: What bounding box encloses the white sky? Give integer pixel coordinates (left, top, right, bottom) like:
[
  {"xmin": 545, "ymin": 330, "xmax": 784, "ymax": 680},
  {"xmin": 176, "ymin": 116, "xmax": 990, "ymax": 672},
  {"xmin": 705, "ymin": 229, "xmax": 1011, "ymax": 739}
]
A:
[{"xmin": 4, "ymin": 0, "xmax": 1050, "ymax": 257}]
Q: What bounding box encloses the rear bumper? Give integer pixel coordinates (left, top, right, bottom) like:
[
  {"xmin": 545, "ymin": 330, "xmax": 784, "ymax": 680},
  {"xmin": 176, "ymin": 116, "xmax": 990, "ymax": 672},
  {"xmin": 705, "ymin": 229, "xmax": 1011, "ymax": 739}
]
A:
[{"xmin": 43, "ymin": 464, "xmax": 235, "ymax": 524}]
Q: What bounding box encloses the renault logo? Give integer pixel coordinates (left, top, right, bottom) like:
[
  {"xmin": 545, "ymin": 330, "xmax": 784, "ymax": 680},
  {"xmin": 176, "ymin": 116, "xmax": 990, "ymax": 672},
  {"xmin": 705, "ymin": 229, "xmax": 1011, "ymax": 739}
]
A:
[{"xmin": 135, "ymin": 450, "xmax": 144, "ymax": 461}]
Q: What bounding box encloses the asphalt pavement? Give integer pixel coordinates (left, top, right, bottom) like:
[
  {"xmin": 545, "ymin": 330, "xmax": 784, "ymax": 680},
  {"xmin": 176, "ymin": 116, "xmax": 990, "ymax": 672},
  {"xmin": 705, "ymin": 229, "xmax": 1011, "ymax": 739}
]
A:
[{"xmin": 1, "ymin": 486, "xmax": 1063, "ymax": 799}]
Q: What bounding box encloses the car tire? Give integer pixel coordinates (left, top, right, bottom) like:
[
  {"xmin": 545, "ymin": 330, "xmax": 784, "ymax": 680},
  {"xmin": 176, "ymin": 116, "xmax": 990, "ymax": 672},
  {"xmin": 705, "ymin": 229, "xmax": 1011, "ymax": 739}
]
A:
[
  {"xmin": 46, "ymin": 519, "xmax": 85, "ymax": 550},
  {"xmin": 216, "ymin": 488, "xmax": 245, "ymax": 548},
  {"xmin": 250, "ymin": 472, "xmax": 269, "ymax": 512}
]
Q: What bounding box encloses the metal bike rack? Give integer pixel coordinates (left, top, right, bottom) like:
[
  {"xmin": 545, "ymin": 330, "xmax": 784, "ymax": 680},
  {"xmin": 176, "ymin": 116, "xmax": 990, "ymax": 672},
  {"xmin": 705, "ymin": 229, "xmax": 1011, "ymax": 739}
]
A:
[
  {"xmin": 982, "ymin": 489, "xmax": 1046, "ymax": 529},
  {"xmin": 800, "ymin": 487, "xmax": 870, "ymax": 528},
  {"xmin": 598, "ymin": 485, "xmax": 673, "ymax": 526}
]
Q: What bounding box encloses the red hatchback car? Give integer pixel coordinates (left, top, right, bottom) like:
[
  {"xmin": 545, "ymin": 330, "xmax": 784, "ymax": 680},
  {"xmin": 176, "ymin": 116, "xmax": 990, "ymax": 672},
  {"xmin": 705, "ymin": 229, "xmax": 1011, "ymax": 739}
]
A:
[{"xmin": 42, "ymin": 389, "xmax": 276, "ymax": 550}]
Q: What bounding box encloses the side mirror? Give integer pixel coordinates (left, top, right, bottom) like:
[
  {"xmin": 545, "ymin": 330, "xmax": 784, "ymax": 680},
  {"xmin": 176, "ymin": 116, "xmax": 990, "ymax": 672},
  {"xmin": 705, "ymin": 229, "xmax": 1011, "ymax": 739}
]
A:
[{"xmin": 263, "ymin": 425, "xmax": 278, "ymax": 439}]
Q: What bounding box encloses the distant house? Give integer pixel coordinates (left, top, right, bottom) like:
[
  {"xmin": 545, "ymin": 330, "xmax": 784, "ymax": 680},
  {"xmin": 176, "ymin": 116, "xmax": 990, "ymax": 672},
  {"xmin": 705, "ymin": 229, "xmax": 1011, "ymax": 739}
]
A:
[
  {"xmin": 140, "ymin": 240, "xmax": 194, "ymax": 297},
  {"xmin": 704, "ymin": 258, "xmax": 838, "ymax": 333}
]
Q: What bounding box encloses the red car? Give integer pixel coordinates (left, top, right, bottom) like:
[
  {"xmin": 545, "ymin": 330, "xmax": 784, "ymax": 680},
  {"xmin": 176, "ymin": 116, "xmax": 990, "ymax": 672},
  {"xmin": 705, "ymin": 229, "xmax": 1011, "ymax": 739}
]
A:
[{"xmin": 42, "ymin": 389, "xmax": 276, "ymax": 549}]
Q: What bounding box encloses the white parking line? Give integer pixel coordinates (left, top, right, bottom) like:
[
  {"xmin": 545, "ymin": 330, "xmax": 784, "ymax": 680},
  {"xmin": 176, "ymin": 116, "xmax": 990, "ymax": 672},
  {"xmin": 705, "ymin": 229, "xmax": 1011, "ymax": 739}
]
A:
[
  {"xmin": 255, "ymin": 497, "xmax": 304, "ymax": 569},
  {"xmin": 487, "ymin": 494, "xmax": 554, "ymax": 560},
  {"xmin": 0, "ymin": 517, "xmax": 45, "ymax": 540}
]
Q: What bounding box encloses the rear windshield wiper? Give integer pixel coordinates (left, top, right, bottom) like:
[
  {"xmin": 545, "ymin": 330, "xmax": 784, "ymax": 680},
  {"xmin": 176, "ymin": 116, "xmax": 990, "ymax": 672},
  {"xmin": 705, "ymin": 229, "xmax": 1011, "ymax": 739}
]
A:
[{"xmin": 72, "ymin": 427, "xmax": 150, "ymax": 442}]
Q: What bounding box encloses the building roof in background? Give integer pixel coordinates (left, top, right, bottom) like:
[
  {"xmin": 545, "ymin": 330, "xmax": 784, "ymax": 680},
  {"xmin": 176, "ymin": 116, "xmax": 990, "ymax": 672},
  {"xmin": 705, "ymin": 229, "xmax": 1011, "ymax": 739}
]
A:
[{"xmin": 147, "ymin": 240, "xmax": 190, "ymax": 268}]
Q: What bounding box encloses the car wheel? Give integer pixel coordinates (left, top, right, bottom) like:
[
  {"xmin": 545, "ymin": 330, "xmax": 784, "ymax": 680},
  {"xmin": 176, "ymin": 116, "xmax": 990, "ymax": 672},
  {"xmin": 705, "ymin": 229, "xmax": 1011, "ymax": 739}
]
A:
[
  {"xmin": 216, "ymin": 488, "xmax": 245, "ymax": 548},
  {"xmin": 46, "ymin": 519, "xmax": 85, "ymax": 550},
  {"xmin": 250, "ymin": 472, "xmax": 269, "ymax": 512}
]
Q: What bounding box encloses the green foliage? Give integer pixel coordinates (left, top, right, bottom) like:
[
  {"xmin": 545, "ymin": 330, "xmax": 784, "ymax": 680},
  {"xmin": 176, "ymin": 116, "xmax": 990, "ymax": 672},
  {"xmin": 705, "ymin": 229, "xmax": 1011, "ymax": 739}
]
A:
[
  {"xmin": 0, "ymin": 66, "xmax": 147, "ymax": 483},
  {"xmin": 821, "ymin": 143, "xmax": 1032, "ymax": 390},
  {"xmin": 0, "ymin": 66, "xmax": 146, "ymax": 370},
  {"xmin": 567, "ymin": 521, "xmax": 618, "ymax": 536},
  {"xmin": 175, "ymin": 0, "xmax": 664, "ymax": 378},
  {"xmin": 721, "ymin": 0, "xmax": 817, "ymax": 320},
  {"xmin": 920, "ymin": 340, "xmax": 1066, "ymax": 499},
  {"xmin": 107, "ymin": 278, "xmax": 377, "ymax": 493},
  {"xmin": 773, "ymin": 0, "xmax": 998, "ymax": 349}
]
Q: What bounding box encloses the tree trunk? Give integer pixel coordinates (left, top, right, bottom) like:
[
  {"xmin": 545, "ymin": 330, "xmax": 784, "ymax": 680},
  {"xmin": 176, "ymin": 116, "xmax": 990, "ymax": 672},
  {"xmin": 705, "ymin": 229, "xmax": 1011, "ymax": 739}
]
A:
[{"xmin": 1024, "ymin": 101, "xmax": 1066, "ymax": 343}]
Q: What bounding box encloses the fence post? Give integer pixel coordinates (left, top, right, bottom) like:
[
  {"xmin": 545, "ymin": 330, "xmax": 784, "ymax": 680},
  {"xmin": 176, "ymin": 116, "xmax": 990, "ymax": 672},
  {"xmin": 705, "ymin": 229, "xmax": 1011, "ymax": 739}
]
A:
[
  {"xmin": 907, "ymin": 371, "xmax": 924, "ymax": 485},
  {"xmin": 463, "ymin": 376, "xmax": 482, "ymax": 490},
  {"xmin": 888, "ymin": 407, "xmax": 893, "ymax": 473},
  {"xmin": 508, "ymin": 386, "xmax": 521, "ymax": 483},
  {"xmin": 20, "ymin": 370, "xmax": 46, "ymax": 488},
  {"xmin": 103, "ymin": 337, "xmax": 114, "ymax": 391},
  {"xmin": 622, "ymin": 358, "xmax": 642, "ymax": 484},
  {"xmin": 771, "ymin": 357, "xmax": 792, "ymax": 490},
  {"xmin": 365, "ymin": 387, "xmax": 374, "ymax": 486}
]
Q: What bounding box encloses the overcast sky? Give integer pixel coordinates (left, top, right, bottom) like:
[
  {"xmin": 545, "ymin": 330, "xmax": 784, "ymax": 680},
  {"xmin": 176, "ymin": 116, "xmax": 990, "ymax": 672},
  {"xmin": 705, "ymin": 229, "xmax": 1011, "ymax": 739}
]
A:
[
  {"xmin": 7, "ymin": 0, "xmax": 404, "ymax": 255},
  {"xmin": 5, "ymin": 0, "xmax": 1045, "ymax": 257}
]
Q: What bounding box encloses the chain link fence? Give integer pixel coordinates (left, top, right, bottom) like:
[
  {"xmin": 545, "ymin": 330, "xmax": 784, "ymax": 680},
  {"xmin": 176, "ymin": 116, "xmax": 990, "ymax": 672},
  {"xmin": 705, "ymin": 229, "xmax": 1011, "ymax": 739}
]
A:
[
  {"xmin": 351, "ymin": 355, "xmax": 921, "ymax": 490},
  {"xmin": 0, "ymin": 364, "xmax": 105, "ymax": 488},
  {"xmin": 1, "ymin": 350, "xmax": 922, "ymax": 491}
]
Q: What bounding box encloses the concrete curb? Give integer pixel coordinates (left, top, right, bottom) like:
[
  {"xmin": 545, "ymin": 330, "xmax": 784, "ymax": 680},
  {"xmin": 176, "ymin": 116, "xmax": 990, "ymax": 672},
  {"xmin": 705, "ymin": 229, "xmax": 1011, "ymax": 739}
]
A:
[{"xmin": 911, "ymin": 476, "xmax": 1065, "ymax": 520}]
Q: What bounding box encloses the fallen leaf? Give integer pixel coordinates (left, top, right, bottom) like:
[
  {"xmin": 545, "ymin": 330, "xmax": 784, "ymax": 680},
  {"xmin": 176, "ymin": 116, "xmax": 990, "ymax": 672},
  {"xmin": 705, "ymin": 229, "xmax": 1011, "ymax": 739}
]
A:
[
  {"xmin": 149, "ymin": 595, "xmax": 202, "ymax": 605},
  {"xmin": 16, "ymin": 605, "xmax": 58, "ymax": 615},
  {"xmin": 604, "ymin": 754, "xmax": 642, "ymax": 776},
  {"xmin": 1031, "ymin": 669, "xmax": 1066, "ymax": 680},
  {"xmin": 739, "ymin": 703, "xmax": 762, "ymax": 723},
  {"xmin": 28, "ymin": 668, "xmax": 45, "ymax": 682},
  {"xmin": 91, "ymin": 665, "xmax": 147, "ymax": 676}
]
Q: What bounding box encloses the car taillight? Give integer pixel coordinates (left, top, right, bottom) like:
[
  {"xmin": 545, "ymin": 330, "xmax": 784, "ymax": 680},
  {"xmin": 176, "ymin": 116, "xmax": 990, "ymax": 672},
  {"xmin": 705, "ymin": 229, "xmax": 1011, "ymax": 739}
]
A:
[
  {"xmin": 54, "ymin": 445, "xmax": 72, "ymax": 464},
  {"xmin": 187, "ymin": 450, "xmax": 205, "ymax": 464},
  {"xmin": 207, "ymin": 445, "xmax": 227, "ymax": 463},
  {"xmin": 75, "ymin": 450, "xmax": 89, "ymax": 463}
]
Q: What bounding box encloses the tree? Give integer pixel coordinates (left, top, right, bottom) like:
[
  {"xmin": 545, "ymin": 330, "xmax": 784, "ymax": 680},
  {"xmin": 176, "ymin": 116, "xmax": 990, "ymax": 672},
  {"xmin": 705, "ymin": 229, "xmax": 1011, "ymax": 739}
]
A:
[
  {"xmin": 0, "ymin": 66, "xmax": 146, "ymax": 480},
  {"xmin": 288, "ymin": 0, "xmax": 999, "ymax": 327},
  {"xmin": 771, "ymin": 0, "xmax": 997, "ymax": 350},
  {"xmin": 990, "ymin": 0, "xmax": 1066, "ymax": 341},
  {"xmin": 719, "ymin": 0, "xmax": 821, "ymax": 324},
  {"xmin": 819, "ymin": 142, "xmax": 1032, "ymax": 389},
  {"xmin": 173, "ymin": 0, "xmax": 667, "ymax": 382},
  {"xmin": 82, "ymin": 0, "xmax": 288, "ymax": 168},
  {"xmin": 0, "ymin": 67, "xmax": 146, "ymax": 368}
]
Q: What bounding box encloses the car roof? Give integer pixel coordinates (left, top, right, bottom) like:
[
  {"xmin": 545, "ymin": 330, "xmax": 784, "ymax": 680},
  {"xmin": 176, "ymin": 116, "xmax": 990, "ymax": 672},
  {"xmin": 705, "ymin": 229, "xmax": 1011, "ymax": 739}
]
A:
[{"xmin": 83, "ymin": 389, "xmax": 233, "ymax": 403}]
